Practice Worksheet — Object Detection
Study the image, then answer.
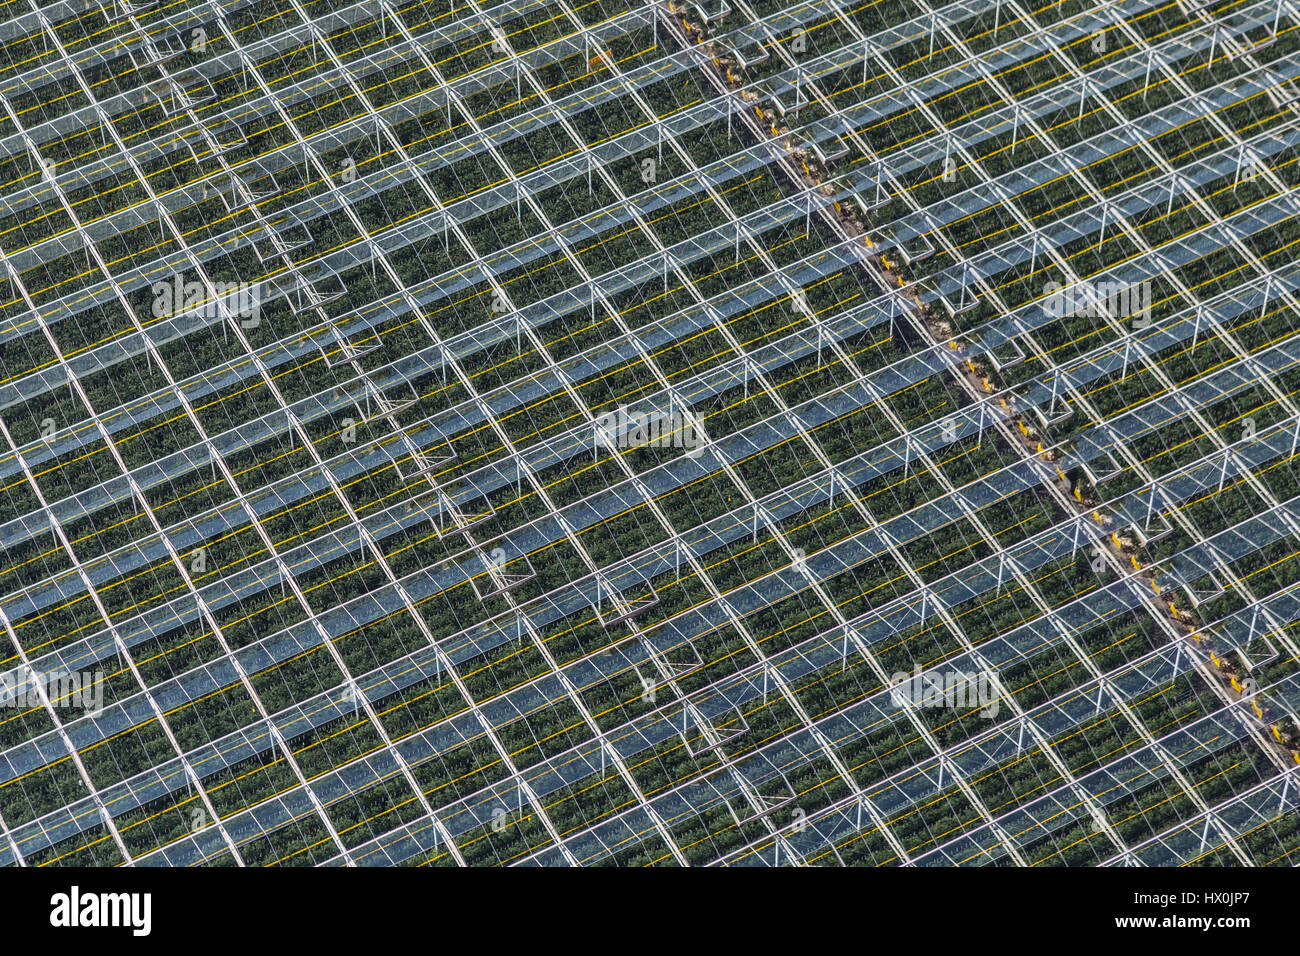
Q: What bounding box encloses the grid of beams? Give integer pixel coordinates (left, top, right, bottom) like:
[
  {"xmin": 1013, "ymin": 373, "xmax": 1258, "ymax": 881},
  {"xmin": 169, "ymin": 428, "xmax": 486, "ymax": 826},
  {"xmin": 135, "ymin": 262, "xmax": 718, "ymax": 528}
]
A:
[{"xmin": 0, "ymin": 0, "xmax": 1297, "ymax": 867}]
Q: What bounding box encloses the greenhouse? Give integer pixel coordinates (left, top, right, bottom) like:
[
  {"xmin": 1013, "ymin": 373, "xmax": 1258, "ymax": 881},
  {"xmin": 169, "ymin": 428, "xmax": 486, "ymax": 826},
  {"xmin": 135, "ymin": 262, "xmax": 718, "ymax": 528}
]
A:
[{"xmin": 0, "ymin": 0, "xmax": 1296, "ymax": 868}]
